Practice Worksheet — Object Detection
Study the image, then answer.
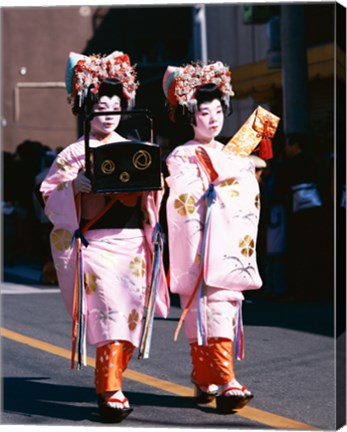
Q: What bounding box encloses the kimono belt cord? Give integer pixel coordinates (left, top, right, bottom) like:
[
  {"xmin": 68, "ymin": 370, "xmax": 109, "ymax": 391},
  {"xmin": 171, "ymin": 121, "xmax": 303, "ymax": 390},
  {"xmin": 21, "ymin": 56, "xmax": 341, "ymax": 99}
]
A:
[
  {"xmin": 197, "ymin": 184, "xmax": 216, "ymax": 346},
  {"xmin": 192, "ymin": 147, "xmax": 245, "ymax": 358},
  {"xmin": 173, "ymin": 184, "xmax": 216, "ymax": 344},
  {"xmin": 173, "ymin": 146, "xmax": 218, "ymax": 344},
  {"xmin": 70, "ymin": 192, "xmax": 141, "ymax": 369}
]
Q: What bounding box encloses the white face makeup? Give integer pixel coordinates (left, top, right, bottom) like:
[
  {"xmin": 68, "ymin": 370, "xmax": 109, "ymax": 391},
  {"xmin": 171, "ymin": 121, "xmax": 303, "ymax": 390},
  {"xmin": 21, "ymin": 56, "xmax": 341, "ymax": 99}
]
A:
[
  {"xmin": 90, "ymin": 95, "xmax": 122, "ymax": 138},
  {"xmin": 193, "ymin": 99, "xmax": 224, "ymax": 144}
]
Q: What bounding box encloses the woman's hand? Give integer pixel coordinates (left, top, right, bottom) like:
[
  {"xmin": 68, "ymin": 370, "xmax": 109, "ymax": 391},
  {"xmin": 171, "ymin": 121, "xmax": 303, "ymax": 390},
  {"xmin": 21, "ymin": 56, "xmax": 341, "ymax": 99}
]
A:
[{"xmin": 73, "ymin": 170, "xmax": 92, "ymax": 194}]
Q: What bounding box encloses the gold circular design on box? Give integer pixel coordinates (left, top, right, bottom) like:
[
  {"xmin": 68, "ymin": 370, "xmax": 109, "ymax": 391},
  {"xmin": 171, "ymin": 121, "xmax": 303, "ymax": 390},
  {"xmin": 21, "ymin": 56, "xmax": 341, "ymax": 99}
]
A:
[
  {"xmin": 101, "ymin": 160, "xmax": 116, "ymax": 175},
  {"xmin": 120, "ymin": 171, "xmax": 130, "ymax": 182},
  {"xmin": 132, "ymin": 150, "xmax": 152, "ymax": 170}
]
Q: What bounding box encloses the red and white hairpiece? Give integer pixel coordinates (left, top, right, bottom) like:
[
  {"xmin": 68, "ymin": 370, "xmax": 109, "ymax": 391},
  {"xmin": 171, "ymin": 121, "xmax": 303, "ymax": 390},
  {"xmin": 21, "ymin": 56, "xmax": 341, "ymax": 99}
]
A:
[
  {"xmin": 162, "ymin": 61, "xmax": 235, "ymax": 116},
  {"xmin": 65, "ymin": 50, "xmax": 139, "ymax": 110}
]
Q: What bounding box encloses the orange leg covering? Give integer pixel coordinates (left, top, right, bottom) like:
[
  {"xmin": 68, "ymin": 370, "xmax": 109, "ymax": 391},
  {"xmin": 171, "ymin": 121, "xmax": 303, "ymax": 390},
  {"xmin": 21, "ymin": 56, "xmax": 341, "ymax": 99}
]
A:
[
  {"xmin": 190, "ymin": 337, "xmax": 235, "ymax": 387},
  {"xmin": 94, "ymin": 340, "xmax": 134, "ymax": 394}
]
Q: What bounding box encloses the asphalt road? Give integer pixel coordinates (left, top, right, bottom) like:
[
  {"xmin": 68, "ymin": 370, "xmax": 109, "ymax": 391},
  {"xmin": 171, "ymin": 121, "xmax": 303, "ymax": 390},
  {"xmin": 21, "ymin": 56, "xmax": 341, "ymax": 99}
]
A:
[{"xmin": 0, "ymin": 264, "xmax": 340, "ymax": 430}]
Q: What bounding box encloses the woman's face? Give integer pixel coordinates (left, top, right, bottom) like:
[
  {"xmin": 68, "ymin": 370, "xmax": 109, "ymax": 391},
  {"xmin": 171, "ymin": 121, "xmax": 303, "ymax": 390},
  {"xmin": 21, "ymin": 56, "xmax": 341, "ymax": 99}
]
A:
[
  {"xmin": 90, "ymin": 95, "xmax": 122, "ymax": 137},
  {"xmin": 193, "ymin": 99, "xmax": 224, "ymax": 143}
]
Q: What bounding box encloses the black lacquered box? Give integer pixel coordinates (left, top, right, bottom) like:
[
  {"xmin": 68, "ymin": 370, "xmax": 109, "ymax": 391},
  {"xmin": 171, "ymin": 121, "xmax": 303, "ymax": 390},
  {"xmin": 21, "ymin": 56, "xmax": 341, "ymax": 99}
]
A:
[
  {"xmin": 84, "ymin": 109, "xmax": 162, "ymax": 193},
  {"xmin": 89, "ymin": 140, "xmax": 161, "ymax": 193}
]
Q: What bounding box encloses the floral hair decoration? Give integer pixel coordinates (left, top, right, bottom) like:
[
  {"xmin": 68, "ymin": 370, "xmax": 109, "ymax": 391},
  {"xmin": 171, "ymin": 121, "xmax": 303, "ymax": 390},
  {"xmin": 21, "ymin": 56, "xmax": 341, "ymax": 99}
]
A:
[
  {"xmin": 65, "ymin": 50, "xmax": 139, "ymax": 111},
  {"xmin": 162, "ymin": 61, "xmax": 235, "ymax": 120}
]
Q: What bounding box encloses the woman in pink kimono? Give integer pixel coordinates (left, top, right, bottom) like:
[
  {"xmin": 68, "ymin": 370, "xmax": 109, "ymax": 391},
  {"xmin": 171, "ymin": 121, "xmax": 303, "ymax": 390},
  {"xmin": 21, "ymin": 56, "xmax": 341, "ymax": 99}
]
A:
[
  {"xmin": 163, "ymin": 62, "xmax": 262, "ymax": 413},
  {"xmin": 40, "ymin": 51, "xmax": 169, "ymax": 422}
]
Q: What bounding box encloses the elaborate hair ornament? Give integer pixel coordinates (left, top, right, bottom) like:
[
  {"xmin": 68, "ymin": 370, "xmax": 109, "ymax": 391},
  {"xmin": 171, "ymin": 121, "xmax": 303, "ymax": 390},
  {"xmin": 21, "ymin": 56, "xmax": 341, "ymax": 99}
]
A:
[
  {"xmin": 162, "ymin": 61, "xmax": 235, "ymax": 115},
  {"xmin": 65, "ymin": 50, "xmax": 139, "ymax": 110}
]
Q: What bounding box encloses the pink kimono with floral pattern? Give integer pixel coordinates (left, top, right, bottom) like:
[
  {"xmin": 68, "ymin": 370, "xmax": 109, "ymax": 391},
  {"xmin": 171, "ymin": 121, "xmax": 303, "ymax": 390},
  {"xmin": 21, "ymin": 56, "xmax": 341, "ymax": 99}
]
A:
[
  {"xmin": 40, "ymin": 132, "xmax": 170, "ymax": 349},
  {"xmin": 166, "ymin": 140, "xmax": 261, "ymax": 344}
]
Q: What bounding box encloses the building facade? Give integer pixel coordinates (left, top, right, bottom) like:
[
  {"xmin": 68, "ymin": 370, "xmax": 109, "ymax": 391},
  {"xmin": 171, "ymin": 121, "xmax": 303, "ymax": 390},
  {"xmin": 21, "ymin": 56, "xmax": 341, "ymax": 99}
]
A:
[{"xmin": 1, "ymin": 3, "xmax": 344, "ymax": 156}]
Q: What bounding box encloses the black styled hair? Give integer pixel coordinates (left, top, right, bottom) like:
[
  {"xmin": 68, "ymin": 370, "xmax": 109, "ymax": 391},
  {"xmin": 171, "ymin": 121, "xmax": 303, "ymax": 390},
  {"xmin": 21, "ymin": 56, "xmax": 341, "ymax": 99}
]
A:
[
  {"xmin": 72, "ymin": 78, "xmax": 128, "ymax": 115},
  {"xmin": 173, "ymin": 83, "xmax": 232, "ymax": 125},
  {"xmin": 97, "ymin": 78, "xmax": 128, "ymax": 110}
]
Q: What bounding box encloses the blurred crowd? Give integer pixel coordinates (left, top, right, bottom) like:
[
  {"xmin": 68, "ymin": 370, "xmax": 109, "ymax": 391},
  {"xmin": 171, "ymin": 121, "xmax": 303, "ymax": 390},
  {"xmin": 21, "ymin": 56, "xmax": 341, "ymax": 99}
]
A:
[
  {"xmin": 251, "ymin": 132, "xmax": 336, "ymax": 303},
  {"xmin": 2, "ymin": 133, "xmax": 340, "ymax": 302},
  {"xmin": 2, "ymin": 140, "xmax": 62, "ymax": 283}
]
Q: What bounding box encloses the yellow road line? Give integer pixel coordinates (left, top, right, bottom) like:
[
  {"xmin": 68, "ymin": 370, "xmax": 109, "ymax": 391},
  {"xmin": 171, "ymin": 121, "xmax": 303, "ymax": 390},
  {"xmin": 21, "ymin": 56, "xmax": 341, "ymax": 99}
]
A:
[{"xmin": 1, "ymin": 327, "xmax": 319, "ymax": 430}]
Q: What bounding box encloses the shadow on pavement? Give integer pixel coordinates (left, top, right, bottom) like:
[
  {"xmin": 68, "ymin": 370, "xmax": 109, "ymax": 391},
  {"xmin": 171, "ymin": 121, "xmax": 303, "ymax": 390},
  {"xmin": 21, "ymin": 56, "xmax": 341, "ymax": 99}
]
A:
[
  {"xmin": 2, "ymin": 377, "xmax": 266, "ymax": 428},
  {"xmin": 2, "ymin": 377, "xmax": 98, "ymax": 423}
]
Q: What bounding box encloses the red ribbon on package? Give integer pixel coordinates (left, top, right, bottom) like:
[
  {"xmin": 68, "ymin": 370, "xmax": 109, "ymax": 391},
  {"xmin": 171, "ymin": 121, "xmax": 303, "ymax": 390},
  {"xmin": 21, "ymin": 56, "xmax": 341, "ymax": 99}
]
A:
[{"xmin": 223, "ymin": 106, "xmax": 280, "ymax": 160}]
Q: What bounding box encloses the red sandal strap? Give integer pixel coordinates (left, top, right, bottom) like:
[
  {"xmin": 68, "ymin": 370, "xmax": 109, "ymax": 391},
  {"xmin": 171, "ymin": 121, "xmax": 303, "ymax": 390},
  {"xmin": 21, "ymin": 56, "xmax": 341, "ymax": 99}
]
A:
[
  {"xmin": 221, "ymin": 386, "xmax": 247, "ymax": 396},
  {"xmin": 105, "ymin": 397, "xmax": 128, "ymax": 404}
]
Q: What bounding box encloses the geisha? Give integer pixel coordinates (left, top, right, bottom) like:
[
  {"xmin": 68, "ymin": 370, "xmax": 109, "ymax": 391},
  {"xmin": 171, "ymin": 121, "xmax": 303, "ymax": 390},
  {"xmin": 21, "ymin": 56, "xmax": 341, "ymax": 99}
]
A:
[
  {"xmin": 40, "ymin": 51, "xmax": 169, "ymax": 423},
  {"xmin": 163, "ymin": 62, "xmax": 263, "ymax": 413}
]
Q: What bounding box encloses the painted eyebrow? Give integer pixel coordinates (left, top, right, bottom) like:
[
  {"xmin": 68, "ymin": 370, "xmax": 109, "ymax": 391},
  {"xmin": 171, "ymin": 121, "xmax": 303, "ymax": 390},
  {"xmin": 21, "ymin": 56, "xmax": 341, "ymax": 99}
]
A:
[
  {"xmin": 199, "ymin": 107, "xmax": 222, "ymax": 113},
  {"xmin": 97, "ymin": 102, "xmax": 121, "ymax": 108}
]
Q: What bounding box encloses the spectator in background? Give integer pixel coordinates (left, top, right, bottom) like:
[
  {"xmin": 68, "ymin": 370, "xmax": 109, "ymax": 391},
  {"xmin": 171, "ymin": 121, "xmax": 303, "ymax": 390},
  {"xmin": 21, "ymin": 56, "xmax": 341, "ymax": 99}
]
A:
[
  {"xmin": 2, "ymin": 151, "xmax": 18, "ymax": 265},
  {"xmin": 274, "ymin": 133, "xmax": 324, "ymax": 302},
  {"xmin": 314, "ymin": 137, "xmax": 334, "ymax": 302},
  {"xmin": 262, "ymin": 158, "xmax": 288, "ymax": 300},
  {"xmin": 14, "ymin": 139, "xmax": 43, "ymax": 219},
  {"xmin": 33, "ymin": 148, "xmax": 57, "ymax": 284},
  {"xmin": 13, "ymin": 139, "xmax": 44, "ymax": 259}
]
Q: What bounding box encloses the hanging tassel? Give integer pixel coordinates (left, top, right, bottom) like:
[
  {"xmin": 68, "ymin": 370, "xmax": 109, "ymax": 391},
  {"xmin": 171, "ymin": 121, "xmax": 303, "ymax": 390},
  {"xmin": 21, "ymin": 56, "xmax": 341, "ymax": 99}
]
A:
[
  {"xmin": 138, "ymin": 223, "xmax": 163, "ymax": 359},
  {"xmin": 197, "ymin": 277, "xmax": 207, "ymax": 346},
  {"xmin": 70, "ymin": 237, "xmax": 87, "ymax": 369},
  {"xmin": 259, "ymin": 136, "xmax": 273, "ymax": 160},
  {"xmin": 77, "ymin": 243, "xmax": 87, "ymax": 369},
  {"xmin": 196, "ymin": 184, "xmax": 217, "ymax": 346},
  {"xmin": 234, "ymin": 301, "xmax": 245, "ymax": 361},
  {"xmin": 71, "ymin": 245, "xmax": 79, "ymax": 369},
  {"xmin": 70, "ymin": 229, "xmax": 89, "ymax": 370},
  {"xmin": 257, "ymin": 119, "xmax": 273, "ymax": 160}
]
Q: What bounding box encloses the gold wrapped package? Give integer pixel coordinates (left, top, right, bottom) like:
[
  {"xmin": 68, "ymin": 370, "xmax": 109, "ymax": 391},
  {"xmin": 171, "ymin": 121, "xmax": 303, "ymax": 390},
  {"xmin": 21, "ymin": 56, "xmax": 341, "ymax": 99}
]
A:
[{"xmin": 223, "ymin": 105, "xmax": 280, "ymax": 159}]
